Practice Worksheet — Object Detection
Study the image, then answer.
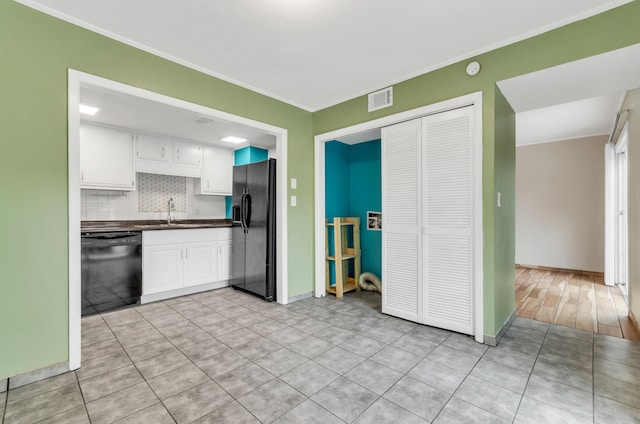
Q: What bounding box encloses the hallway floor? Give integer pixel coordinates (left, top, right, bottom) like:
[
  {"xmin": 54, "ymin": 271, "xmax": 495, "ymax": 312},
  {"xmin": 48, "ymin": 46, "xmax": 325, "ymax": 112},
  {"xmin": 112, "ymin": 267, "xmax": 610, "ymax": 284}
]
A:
[
  {"xmin": 2, "ymin": 288, "xmax": 640, "ymax": 423},
  {"xmin": 516, "ymin": 266, "xmax": 640, "ymax": 341}
]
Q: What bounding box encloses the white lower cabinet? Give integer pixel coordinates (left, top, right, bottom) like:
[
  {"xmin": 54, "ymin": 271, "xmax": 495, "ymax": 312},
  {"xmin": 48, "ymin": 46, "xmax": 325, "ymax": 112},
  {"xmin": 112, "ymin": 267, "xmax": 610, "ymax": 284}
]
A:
[
  {"xmin": 143, "ymin": 244, "xmax": 184, "ymax": 294},
  {"xmin": 142, "ymin": 228, "xmax": 232, "ymax": 301},
  {"xmin": 217, "ymin": 239, "xmax": 232, "ymax": 281},
  {"xmin": 184, "ymin": 242, "xmax": 218, "ymax": 287}
]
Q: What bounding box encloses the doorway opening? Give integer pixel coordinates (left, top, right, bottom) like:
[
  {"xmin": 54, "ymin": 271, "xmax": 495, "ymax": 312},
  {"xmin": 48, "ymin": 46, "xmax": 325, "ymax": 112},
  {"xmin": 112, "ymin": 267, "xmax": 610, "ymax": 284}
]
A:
[
  {"xmin": 67, "ymin": 70, "xmax": 289, "ymax": 370},
  {"xmin": 314, "ymin": 92, "xmax": 484, "ymax": 342},
  {"xmin": 498, "ymin": 43, "xmax": 640, "ymax": 340}
]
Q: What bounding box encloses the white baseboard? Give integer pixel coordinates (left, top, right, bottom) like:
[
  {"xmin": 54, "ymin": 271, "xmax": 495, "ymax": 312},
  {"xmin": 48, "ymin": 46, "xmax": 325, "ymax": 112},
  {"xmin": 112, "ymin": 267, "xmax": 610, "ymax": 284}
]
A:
[
  {"xmin": 8, "ymin": 361, "xmax": 70, "ymax": 390},
  {"xmin": 141, "ymin": 281, "xmax": 230, "ymax": 304},
  {"xmin": 484, "ymin": 311, "xmax": 516, "ymax": 347},
  {"xmin": 288, "ymin": 291, "xmax": 313, "ymax": 303}
]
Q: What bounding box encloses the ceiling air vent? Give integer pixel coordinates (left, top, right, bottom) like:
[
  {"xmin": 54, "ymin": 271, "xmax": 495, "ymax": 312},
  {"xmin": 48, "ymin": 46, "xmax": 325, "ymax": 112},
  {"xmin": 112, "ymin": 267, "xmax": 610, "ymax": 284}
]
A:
[{"xmin": 368, "ymin": 87, "xmax": 393, "ymax": 112}]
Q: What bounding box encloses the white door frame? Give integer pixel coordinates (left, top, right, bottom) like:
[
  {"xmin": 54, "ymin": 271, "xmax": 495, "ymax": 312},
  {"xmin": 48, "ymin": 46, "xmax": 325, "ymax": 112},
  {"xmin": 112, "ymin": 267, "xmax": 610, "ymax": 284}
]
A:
[
  {"xmin": 313, "ymin": 92, "xmax": 484, "ymax": 341},
  {"xmin": 615, "ymin": 124, "xmax": 629, "ymax": 295},
  {"xmin": 68, "ymin": 69, "xmax": 289, "ymax": 371},
  {"xmin": 605, "ymin": 142, "xmax": 616, "ymax": 286},
  {"xmin": 605, "ymin": 121, "xmax": 630, "ymax": 290}
]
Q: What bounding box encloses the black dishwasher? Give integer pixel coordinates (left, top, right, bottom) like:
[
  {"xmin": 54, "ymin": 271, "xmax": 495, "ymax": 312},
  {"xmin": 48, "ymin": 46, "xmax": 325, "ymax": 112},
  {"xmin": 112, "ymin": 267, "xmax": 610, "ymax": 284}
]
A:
[{"xmin": 81, "ymin": 231, "xmax": 142, "ymax": 316}]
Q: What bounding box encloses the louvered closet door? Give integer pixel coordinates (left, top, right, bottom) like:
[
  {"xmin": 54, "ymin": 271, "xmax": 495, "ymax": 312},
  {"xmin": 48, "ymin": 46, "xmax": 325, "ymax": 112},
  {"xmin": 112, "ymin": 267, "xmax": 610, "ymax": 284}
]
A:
[
  {"xmin": 381, "ymin": 119, "xmax": 422, "ymax": 323},
  {"xmin": 422, "ymin": 106, "xmax": 474, "ymax": 334}
]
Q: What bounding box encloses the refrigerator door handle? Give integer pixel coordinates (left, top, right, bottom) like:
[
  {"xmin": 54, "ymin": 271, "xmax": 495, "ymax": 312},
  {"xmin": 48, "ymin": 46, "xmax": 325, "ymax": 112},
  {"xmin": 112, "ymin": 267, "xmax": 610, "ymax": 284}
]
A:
[
  {"xmin": 244, "ymin": 193, "xmax": 252, "ymax": 229},
  {"xmin": 240, "ymin": 193, "xmax": 247, "ymax": 230}
]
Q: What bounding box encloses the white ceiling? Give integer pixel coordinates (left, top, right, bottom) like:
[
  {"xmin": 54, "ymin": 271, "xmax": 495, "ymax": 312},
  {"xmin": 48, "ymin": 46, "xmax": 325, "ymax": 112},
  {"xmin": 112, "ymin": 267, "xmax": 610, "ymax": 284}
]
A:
[
  {"xmin": 515, "ymin": 94, "xmax": 623, "ymax": 146},
  {"xmin": 80, "ymin": 84, "xmax": 276, "ymax": 149},
  {"xmin": 19, "ymin": 0, "xmax": 631, "ymax": 112},
  {"xmin": 498, "ymin": 43, "xmax": 640, "ymax": 146}
]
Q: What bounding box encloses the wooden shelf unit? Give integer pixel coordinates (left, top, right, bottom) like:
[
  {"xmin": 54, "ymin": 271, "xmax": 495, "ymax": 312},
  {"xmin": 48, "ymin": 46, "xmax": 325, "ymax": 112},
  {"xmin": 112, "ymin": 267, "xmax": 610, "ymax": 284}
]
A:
[{"xmin": 325, "ymin": 217, "xmax": 361, "ymax": 298}]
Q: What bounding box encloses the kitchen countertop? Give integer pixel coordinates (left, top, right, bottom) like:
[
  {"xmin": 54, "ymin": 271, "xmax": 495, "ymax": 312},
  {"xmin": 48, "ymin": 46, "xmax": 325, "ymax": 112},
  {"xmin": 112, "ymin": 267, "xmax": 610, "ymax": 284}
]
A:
[{"xmin": 81, "ymin": 219, "xmax": 233, "ymax": 233}]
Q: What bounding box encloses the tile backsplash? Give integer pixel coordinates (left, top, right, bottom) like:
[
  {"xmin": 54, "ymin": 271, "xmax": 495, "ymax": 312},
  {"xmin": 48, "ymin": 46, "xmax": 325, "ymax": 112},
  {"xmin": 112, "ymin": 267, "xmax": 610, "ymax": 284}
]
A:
[
  {"xmin": 138, "ymin": 173, "xmax": 187, "ymax": 213},
  {"xmin": 81, "ymin": 173, "xmax": 226, "ymax": 220}
]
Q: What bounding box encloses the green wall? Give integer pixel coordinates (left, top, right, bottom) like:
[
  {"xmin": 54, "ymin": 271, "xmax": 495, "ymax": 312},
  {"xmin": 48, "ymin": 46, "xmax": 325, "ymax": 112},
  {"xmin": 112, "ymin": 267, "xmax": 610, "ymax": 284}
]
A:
[
  {"xmin": 314, "ymin": 1, "xmax": 640, "ymax": 336},
  {"xmin": 492, "ymin": 88, "xmax": 517, "ymax": 333},
  {"xmin": 0, "ymin": 1, "xmax": 313, "ymax": 379},
  {"xmin": 3, "ymin": 0, "xmax": 640, "ymax": 380},
  {"xmin": 623, "ymin": 88, "xmax": 640, "ymax": 324}
]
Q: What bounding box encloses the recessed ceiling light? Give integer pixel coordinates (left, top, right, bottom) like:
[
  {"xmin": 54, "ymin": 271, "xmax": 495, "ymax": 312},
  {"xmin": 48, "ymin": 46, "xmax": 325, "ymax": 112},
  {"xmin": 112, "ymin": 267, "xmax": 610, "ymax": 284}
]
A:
[
  {"xmin": 221, "ymin": 136, "xmax": 247, "ymax": 144},
  {"xmin": 79, "ymin": 104, "xmax": 100, "ymax": 116}
]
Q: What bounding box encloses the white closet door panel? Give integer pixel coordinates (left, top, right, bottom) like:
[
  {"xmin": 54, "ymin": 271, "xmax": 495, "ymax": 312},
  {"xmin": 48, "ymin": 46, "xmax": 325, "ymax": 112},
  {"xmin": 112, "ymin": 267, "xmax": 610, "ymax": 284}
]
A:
[
  {"xmin": 382, "ymin": 120, "xmax": 421, "ymax": 230},
  {"xmin": 424, "ymin": 235, "xmax": 472, "ymax": 333},
  {"xmin": 424, "ymin": 112, "xmax": 472, "ymax": 228},
  {"xmin": 382, "ymin": 119, "xmax": 422, "ymax": 322},
  {"xmin": 383, "ymin": 233, "xmax": 421, "ymax": 322},
  {"xmin": 422, "ymin": 106, "xmax": 474, "ymax": 334}
]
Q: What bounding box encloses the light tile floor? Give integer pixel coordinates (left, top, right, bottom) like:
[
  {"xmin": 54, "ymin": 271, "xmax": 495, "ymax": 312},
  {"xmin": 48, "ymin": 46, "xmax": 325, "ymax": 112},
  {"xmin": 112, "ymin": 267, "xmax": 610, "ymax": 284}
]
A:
[{"xmin": 2, "ymin": 288, "xmax": 640, "ymax": 423}]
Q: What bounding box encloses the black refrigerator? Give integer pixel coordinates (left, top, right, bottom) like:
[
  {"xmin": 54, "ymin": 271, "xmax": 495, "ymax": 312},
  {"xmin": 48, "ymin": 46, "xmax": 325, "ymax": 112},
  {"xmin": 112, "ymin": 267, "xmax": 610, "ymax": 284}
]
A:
[{"xmin": 231, "ymin": 159, "xmax": 276, "ymax": 301}]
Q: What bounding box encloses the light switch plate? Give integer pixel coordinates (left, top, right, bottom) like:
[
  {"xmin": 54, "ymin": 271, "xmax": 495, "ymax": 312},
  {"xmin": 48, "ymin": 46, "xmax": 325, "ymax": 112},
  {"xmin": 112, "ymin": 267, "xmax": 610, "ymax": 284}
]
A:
[
  {"xmin": 291, "ymin": 195, "xmax": 297, "ymax": 207},
  {"xmin": 291, "ymin": 178, "xmax": 297, "ymax": 189},
  {"xmin": 497, "ymin": 192, "xmax": 502, "ymax": 208}
]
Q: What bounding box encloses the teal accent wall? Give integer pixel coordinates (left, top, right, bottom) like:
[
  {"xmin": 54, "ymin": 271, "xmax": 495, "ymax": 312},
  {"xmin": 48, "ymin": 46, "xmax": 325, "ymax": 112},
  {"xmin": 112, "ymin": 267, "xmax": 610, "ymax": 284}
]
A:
[
  {"xmin": 234, "ymin": 146, "xmax": 269, "ymax": 166},
  {"xmin": 234, "ymin": 147, "xmax": 251, "ymax": 166},
  {"xmin": 225, "ymin": 196, "xmax": 232, "ymax": 219},
  {"xmin": 226, "ymin": 146, "xmax": 270, "ymax": 218},
  {"xmin": 325, "ymin": 141, "xmax": 351, "ymax": 220},
  {"xmin": 325, "ymin": 141, "xmax": 351, "ymax": 285},
  {"xmin": 350, "ymin": 141, "xmax": 382, "ymax": 278},
  {"xmin": 325, "ymin": 140, "xmax": 382, "ymax": 283}
]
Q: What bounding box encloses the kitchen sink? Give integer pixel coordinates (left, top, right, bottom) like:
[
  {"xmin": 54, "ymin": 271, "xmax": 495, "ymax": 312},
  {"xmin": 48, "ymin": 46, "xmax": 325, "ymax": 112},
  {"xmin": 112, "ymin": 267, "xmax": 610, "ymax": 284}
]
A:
[{"xmin": 133, "ymin": 223, "xmax": 208, "ymax": 229}]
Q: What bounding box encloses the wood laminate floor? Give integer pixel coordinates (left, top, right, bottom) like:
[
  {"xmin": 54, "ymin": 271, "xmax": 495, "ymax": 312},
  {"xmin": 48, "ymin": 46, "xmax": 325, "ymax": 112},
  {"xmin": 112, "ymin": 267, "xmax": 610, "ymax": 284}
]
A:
[{"xmin": 516, "ymin": 266, "xmax": 640, "ymax": 341}]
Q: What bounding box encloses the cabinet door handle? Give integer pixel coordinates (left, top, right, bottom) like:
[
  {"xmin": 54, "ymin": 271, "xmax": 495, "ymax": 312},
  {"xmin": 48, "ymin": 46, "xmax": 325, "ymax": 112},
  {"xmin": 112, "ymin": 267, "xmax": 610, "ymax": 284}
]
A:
[
  {"xmin": 177, "ymin": 149, "xmax": 180, "ymax": 160},
  {"xmin": 180, "ymin": 250, "xmax": 183, "ymax": 259},
  {"xmin": 81, "ymin": 169, "xmax": 84, "ymax": 181},
  {"xmin": 161, "ymin": 146, "xmax": 165, "ymax": 158},
  {"xmin": 207, "ymin": 179, "xmax": 210, "ymax": 189}
]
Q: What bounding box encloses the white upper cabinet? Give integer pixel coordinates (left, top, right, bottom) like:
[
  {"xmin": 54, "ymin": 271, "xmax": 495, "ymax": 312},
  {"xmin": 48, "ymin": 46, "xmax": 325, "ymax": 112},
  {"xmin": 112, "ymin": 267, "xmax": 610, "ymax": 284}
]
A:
[
  {"xmin": 198, "ymin": 146, "xmax": 233, "ymax": 195},
  {"xmin": 136, "ymin": 137, "xmax": 201, "ymax": 178},
  {"xmin": 136, "ymin": 133, "xmax": 170, "ymax": 162},
  {"xmin": 173, "ymin": 140, "xmax": 201, "ymax": 166},
  {"xmin": 80, "ymin": 125, "xmax": 135, "ymax": 191}
]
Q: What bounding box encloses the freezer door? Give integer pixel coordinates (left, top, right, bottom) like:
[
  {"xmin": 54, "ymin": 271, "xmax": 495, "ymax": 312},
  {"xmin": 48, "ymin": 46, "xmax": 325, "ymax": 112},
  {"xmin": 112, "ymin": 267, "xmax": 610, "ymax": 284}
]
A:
[
  {"xmin": 232, "ymin": 165, "xmax": 247, "ymax": 226},
  {"xmin": 231, "ymin": 165, "xmax": 247, "ymax": 289},
  {"xmin": 244, "ymin": 160, "xmax": 269, "ymax": 298}
]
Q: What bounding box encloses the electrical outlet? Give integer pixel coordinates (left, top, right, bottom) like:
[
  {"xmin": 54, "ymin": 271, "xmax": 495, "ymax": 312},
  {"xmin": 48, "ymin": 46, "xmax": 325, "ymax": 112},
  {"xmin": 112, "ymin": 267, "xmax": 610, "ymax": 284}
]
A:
[{"xmin": 291, "ymin": 196, "xmax": 297, "ymax": 207}]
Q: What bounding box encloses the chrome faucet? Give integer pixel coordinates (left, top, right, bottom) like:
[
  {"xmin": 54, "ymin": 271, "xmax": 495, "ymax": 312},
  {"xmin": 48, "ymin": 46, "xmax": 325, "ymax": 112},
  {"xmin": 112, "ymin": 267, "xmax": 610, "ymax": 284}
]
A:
[{"xmin": 167, "ymin": 197, "xmax": 175, "ymax": 224}]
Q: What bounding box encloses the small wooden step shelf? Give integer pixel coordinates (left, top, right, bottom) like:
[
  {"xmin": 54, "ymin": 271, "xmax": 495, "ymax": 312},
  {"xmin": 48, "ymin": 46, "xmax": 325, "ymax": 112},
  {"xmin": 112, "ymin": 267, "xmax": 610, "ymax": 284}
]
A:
[{"xmin": 325, "ymin": 217, "xmax": 361, "ymax": 298}]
